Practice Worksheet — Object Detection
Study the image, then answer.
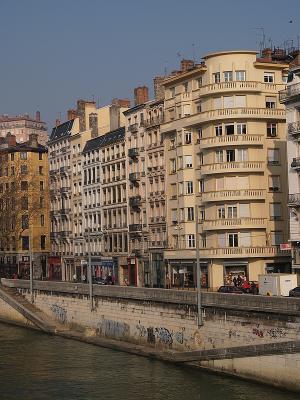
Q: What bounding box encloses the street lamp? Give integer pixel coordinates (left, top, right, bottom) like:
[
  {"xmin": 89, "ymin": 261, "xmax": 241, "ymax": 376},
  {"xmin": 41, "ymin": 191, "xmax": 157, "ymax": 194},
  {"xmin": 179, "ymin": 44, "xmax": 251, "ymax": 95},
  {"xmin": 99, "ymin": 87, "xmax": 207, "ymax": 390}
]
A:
[{"xmin": 195, "ymin": 205, "xmax": 203, "ymax": 326}]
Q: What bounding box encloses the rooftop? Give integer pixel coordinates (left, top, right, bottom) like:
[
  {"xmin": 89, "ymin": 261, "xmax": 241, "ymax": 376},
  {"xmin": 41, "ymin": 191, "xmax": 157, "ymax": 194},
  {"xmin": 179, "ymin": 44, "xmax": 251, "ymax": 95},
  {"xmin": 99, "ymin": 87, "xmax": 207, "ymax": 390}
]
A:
[
  {"xmin": 49, "ymin": 119, "xmax": 74, "ymax": 142},
  {"xmin": 83, "ymin": 127, "xmax": 125, "ymax": 153}
]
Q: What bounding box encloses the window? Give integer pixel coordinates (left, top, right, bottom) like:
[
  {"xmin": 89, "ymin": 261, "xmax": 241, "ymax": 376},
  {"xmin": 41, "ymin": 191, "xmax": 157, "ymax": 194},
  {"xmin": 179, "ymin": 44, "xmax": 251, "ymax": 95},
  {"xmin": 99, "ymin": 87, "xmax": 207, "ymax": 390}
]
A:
[
  {"xmin": 215, "ymin": 150, "xmax": 223, "ymax": 163},
  {"xmin": 196, "ymin": 77, "xmax": 202, "ymax": 88},
  {"xmin": 214, "ymin": 97, "xmax": 222, "ymax": 109},
  {"xmin": 237, "ymin": 149, "xmax": 248, "ymax": 161},
  {"xmin": 235, "ymin": 95, "xmax": 246, "ymax": 107},
  {"xmin": 178, "ymin": 182, "xmax": 183, "ymax": 195},
  {"xmin": 224, "ymin": 96, "xmax": 234, "ymax": 108},
  {"xmin": 224, "ymin": 71, "xmax": 233, "ymax": 82},
  {"xmin": 186, "ymin": 181, "xmax": 194, "ymax": 194},
  {"xmin": 170, "ymin": 159, "xmax": 176, "ymax": 173},
  {"xmin": 213, "ymin": 72, "xmax": 220, "ymax": 83},
  {"xmin": 39, "ymin": 153, "xmax": 43, "ymax": 160},
  {"xmin": 179, "ymin": 208, "xmax": 184, "ymax": 222},
  {"xmin": 271, "ymin": 231, "xmax": 283, "ymax": 246},
  {"xmin": 40, "ymin": 181, "xmax": 44, "ymax": 191},
  {"xmin": 218, "ymin": 205, "xmax": 225, "ymax": 219},
  {"xmin": 227, "ymin": 206, "xmax": 237, "ymax": 218},
  {"xmin": 171, "ymin": 209, "xmax": 178, "ymax": 224},
  {"xmin": 187, "ymin": 234, "xmax": 195, "ymax": 248},
  {"xmin": 199, "ymin": 207, "xmax": 205, "ymax": 221},
  {"xmin": 40, "ymin": 235, "xmax": 46, "ymax": 250},
  {"xmin": 282, "ymin": 75, "xmax": 288, "ymax": 84},
  {"xmin": 270, "ymin": 203, "xmax": 281, "ymax": 220},
  {"xmin": 216, "ymin": 177, "xmax": 224, "ymax": 190},
  {"xmin": 198, "ymin": 153, "xmax": 203, "ymax": 165},
  {"xmin": 185, "ymin": 155, "xmax": 193, "ymax": 168},
  {"xmin": 185, "ymin": 131, "xmax": 192, "ymax": 144},
  {"xmin": 267, "ymin": 148, "xmax": 279, "ymax": 165},
  {"xmin": 237, "ymin": 123, "xmax": 247, "ymax": 134},
  {"xmin": 199, "ymin": 180, "xmax": 205, "ymax": 193},
  {"xmin": 40, "ymin": 215, "xmax": 45, "ymax": 226},
  {"xmin": 264, "ymin": 72, "xmax": 274, "ymax": 83},
  {"xmin": 215, "ymin": 125, "xmax": 222, "ymax": 136},
  {"xmin": 40, "ymin": 197, "xmax": 44, "ymax": 208},
  {"xmin": 187, "ymin": 207, "xmax": 194, "ymax": 221},
  {"xmin": 170, "ymin": 87, "xmax": 175, "ymax": 98},
  {"xmin": 267, "ymin": 123, "xmax": 277, "ymax": 137},
  {"xmin": 197, "ymin": 128, "xmax": 203, "ymax": 140},
  {"xmin": 226, "ymin": 150, "xmax": 235, "ymax": 162},
  {"xmin": 236, "ymin": 70, "xmax": 246, "ymax": 81},
  {"xmin": 178, "ymin": 156, "xmax": 183, "ymax": 169},
  {"xmin": 21, "ymin": 236, "xmax": 29, "ymax": 250},
  {"xmin": 20, "ymin": 152, "xmax": 27, "ymax": 160},
  {"xmin": 11, "ymin": 153, "xmax": 14, "ymax": 161},
  {"xmin": 183, "ymin": 104, "xmax": 191, "ymax": 116},
  {"xmin": 39, "ymin": 166, "xmax": 43, "ymax": 175},
  {"xmin": 228, "ymin": 233, "xmax": 238, "ymax": 247},
  {"xmin": 21, "ymin": 181, "xmax": 28, "ymax": 190},
  {"xmin": 201, "ymin": 234, "xmax": 207, "ymax": 248},
  {"xmin": 21, "ymin": 197, "xmax": 28, "ymax": 210},
  {"xmin": 21, "ymin": 165, "xmax": 28, "ymax": 175},
  {"xmin": 196, "ymin": 103, "xmax": 202, "ymax": 113},
  {"xmin": 269, "ymin": 176, "xmax": 280, "ymax": 191},
  {"xmin": 266, "ymin": 96, "xmax": 276, "ymax": 109},
  {"xmin": 183, "ymin": 82, "xmax": 189, "ymax": 92},
  {"xmin": 225, "ymin": 124, "xmax": 234, "ymax": 135},
  {"xmin": 21, "ymin": 215, "xmax": 29, "ymax": 229}
]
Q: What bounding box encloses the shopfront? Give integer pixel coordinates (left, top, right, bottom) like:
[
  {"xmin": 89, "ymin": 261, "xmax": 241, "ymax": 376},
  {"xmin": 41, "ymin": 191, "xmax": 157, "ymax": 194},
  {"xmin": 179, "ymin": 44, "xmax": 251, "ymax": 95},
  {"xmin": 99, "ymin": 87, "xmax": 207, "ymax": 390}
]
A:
[
  {"xmin": 168, "ymin": 260, "xmax": 209, "ymax": 289},
  {"xmin": 223, "ymin": 261, "xmax": 248, "ymax": 285},
  {"xmin": 48, "ymin": 256, "xmax": 62, "ymax": 280}
]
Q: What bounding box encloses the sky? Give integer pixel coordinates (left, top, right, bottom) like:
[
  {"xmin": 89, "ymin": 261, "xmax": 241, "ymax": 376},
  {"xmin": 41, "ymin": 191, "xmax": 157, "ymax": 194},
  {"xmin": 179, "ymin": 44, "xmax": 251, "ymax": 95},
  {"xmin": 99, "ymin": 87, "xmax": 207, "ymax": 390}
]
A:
[{"xmin": 0, "ymin": 0, "xmax": 299, "ymax": 131}]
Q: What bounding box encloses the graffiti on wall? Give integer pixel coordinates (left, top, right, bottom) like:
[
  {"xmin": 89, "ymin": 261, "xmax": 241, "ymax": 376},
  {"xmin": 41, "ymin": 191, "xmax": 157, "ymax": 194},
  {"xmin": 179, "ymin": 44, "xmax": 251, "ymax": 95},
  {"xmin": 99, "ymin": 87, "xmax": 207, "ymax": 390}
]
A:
[
  {"xmin": 97, "ymin": 319, "xmax": 129, "ymax": 339},
  {"xmin": 50, "ymin": 304, "xmax": 67, "ymax": 324},
  {"xmin": 267, "ymin": 328, "xmax": 287, "ymax": 339}
]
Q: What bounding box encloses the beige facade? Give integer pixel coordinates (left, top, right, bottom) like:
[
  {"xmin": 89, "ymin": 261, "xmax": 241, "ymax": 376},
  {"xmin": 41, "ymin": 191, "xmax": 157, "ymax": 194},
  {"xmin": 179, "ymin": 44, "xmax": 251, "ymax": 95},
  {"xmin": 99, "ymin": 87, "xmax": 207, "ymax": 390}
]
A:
[
  {"xmin": 49, "ymin": 99, "xmax": 128, "ymax": 281},
  {"xmin": 162, "ymin": 50, "xmax": 291, "ymax": 289},
  {"xmin": 124, "ymin": 100, "xmax": 167, "ymax": 287},
  {"xmin": 0, "ymin": 112, "xmax": 48, "ymax": 145},
  {"xmin": 280, "ymin": 65, "xmax": 300, "ymax": 277}
]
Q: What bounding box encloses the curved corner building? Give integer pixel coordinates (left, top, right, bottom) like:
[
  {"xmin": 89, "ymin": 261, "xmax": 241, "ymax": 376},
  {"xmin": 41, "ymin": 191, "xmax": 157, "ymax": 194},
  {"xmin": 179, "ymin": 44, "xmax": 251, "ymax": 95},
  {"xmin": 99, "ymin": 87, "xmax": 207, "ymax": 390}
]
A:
[{"xmin": 162, "ymin": 50, "xmax": 291, "ymax": 290}]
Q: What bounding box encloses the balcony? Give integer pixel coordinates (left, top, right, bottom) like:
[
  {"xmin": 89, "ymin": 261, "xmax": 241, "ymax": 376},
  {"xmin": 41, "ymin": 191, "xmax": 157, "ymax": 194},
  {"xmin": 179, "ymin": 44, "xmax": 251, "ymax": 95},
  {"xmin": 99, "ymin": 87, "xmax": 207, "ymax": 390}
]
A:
[
  {"xmin": 201, "ymin": 161, "xmax": 264, "ymax": 175},
  {"xmin": 59, "ymin": 166, "xmax": 69, "ymax": 175},
  {"xmin": 279, "ymin": 82, "xmax": 300, "ymax": 103},
  {"xmin": 185, "ymin": 108, "xmax": 286, "ymax": 127},
  {"xmin": 129, "ymin": 224, "xmax": 142, "ymax": 233},
  {"xmin": 291, "ymin": 158, "xmax": 300, "ymax": 170},
  {"xmin": 143, "ymin": 116, "xmax": 164, "ymax": 128},
  {"xmin": 288, "ymin": 193, "xmax": 300, "ymax": 206},
  {"xmin": 202, "ymin": 217, "xmax": 267, "ymax": 231},
  {"xmin": 128, "ymin": 148, "xmax": 139, "ymax": 158},
  {"xmin": 50, "ymin": 232, "xmax": 59, "ymax": 239},
  {"xmin": 201, "ymin": 189, "xmax": 266, "ymax": 203},
  {"xmin": 129, "ymin": 172, "xmax": 140, "ymax": 182},
  {"xmin": 288, "ymin": 121, "xmax": 300, "ymax": 137},
  {"xmin": 128, "ymin": 123, "xmax": 138, "ymax": 133},
  {"xmin": 59, "ymin": 230, "xmax": 71, "ymax": 238},
  {"xmin": 199, "ymin": 246, "xmax": 290, "ymax": 259},
  {"xmin": 60, "ymin": 186, "xmax": 70, "ymax": 194},
  {"xmin": 129, "ymin": 195, "xmax": 142, "ymax": 208},
  {"xmin": 200, "ymin": 134, "xmax": 263, "ymax": 149}
]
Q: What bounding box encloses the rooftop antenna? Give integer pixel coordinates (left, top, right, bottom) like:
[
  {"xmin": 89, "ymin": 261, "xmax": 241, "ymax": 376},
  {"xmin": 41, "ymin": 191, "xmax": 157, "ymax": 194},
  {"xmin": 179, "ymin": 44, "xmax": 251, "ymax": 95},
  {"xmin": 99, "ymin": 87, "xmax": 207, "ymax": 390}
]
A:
[
  {"xmin": 164, "ymin": 65, "xmax": 168, "ymax": 77},
  {"xmin": 255, "ymin": 27, "xmax": 266, "ymax": 55}
]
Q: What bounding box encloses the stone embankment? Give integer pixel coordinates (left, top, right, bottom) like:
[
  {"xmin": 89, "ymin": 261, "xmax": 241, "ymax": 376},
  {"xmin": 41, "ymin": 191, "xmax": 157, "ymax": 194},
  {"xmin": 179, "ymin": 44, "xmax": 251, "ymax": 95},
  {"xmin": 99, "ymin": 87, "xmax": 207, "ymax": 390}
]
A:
[{"xmin": 1, "ymin": 278, "xmax": 300, "ymax": 392}]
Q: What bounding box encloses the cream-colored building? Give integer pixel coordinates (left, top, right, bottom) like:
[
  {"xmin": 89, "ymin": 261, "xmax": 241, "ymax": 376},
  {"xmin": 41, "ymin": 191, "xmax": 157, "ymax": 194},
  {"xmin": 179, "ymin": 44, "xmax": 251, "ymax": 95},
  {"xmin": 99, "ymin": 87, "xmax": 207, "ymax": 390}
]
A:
[
  {"xmin": 49, "ymin": 99, "xmax": 129, "ymax": 281},
  {"xmin": 279, "ymin": 62, "xmax": 300, "ymax": 278},
  {"xmin": 162, "ymin": 50, "xmax": 291, "ymax": 290},
  {"xmin": 124, "ymin": 98, "xmax": 166, "ymax": 287}
]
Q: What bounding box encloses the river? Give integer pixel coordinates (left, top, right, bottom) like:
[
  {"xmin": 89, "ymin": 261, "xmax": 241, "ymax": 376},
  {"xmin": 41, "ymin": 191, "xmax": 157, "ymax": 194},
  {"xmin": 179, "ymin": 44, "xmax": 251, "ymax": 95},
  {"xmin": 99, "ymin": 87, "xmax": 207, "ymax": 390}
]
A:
[{"xmin": 0, "ymin": 323, "xmax": 298, "ymax": 400}]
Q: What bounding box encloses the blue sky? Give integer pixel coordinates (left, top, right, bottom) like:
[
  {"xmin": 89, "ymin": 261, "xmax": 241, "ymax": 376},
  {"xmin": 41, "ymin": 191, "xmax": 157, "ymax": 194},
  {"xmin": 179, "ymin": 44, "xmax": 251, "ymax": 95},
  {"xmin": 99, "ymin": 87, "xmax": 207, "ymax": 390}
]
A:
[{"xmin": 0, "ymin": 0, "xmax": 299, "ymax": 130}]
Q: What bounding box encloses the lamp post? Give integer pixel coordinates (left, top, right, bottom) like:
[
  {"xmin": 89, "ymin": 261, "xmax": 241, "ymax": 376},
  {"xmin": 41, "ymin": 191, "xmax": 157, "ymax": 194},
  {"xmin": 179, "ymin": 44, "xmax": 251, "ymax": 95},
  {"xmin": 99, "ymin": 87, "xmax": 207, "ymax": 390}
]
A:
[
  {"xmin": 195, "ymin": 205, "xmax": 203, "ymax": 326},
  {"xmin": 29, "ymin": 230, "xmax": 33, "ymax": 303},
  {"xmin": 87, "ymin": 228, "xmax": 93, "ymax": 311}
]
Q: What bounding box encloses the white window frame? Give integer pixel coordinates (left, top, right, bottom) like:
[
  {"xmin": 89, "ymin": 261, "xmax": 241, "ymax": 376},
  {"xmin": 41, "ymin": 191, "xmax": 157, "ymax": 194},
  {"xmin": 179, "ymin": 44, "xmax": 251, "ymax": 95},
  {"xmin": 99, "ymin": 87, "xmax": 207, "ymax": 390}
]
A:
[
  {"xmin": 236, "ymin": 70, "xmax": 246, "ymax": 81},
  {"xmin": 224, "ymin": 71, "xmax": 233, "ymax": 82},
  {"xmin": 264, "ymin": 72, "xmax": 275, "ymax": 83}
]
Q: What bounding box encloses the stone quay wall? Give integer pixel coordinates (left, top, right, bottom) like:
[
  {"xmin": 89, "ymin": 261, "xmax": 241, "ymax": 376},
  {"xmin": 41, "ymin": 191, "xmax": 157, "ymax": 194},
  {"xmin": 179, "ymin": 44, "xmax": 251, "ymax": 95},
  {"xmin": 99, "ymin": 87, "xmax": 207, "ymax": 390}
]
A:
[{"xmin": 1, "ymin": 279, "xmax": 300, "ymax": 391}]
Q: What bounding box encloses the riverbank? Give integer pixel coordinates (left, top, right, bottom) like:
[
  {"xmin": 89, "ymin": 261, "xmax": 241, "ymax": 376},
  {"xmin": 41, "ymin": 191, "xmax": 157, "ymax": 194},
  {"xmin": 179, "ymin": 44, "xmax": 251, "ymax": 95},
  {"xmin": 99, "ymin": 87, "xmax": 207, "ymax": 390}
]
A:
[{"xmin": 1, "ymin": 278, "xmax": 300, "ymax": 392}]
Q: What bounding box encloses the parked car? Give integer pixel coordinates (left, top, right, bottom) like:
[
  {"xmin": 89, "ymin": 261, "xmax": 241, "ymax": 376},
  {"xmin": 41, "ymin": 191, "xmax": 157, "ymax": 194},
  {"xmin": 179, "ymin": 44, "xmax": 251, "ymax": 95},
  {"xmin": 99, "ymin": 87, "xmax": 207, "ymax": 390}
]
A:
[
  {"xmin": 92, "ymin": 277, "xmax": 107, "ymax": 285},
  {"xmin": 217, "ymin": 285, "xmax": 243, "ymax": 294},
  {"xmin": 289, "ymin": 286, "xmax": 300, "ymax": 297}
]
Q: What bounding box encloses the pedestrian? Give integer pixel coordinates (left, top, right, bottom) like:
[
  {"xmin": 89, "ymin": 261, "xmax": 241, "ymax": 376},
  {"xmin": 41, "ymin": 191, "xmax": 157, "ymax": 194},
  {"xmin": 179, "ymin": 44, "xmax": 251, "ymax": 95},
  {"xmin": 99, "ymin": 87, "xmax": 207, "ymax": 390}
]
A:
[
  {"xmin": 233, "ymin": 276, "xmax": 237, "ymax": 287},
  {"xmin": 237, "ymin": 275, "xmax": 243, "ymax": 287},
  {"xmin": 81, "ymin": 274, "xmax": 86, "ymax": 283},
  {"xmin": 73, "ymin": 273, "xmax": 77, "ymax": 282},
  {"xmin": 166, "ymin": 273, "xmax": 171, "ymax": 289}
]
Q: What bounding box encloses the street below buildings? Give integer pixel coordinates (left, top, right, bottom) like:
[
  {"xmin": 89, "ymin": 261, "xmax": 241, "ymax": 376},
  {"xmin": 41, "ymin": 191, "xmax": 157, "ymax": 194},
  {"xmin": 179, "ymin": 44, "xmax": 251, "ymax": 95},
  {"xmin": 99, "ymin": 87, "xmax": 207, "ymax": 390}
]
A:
[{"xmin": 0, "ymin": 322, "xmax": 298, "ymax": 400}]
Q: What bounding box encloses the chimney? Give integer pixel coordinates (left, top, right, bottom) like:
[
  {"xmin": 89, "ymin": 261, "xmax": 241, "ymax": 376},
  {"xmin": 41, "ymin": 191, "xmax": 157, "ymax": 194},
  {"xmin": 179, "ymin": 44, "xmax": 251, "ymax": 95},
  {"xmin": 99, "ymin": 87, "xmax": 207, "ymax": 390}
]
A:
[
  {"xmin": 111, "ymin": 98, "xmax": 131, "ymax": 108},
  {"xmin": 89, "ymin": 113, "xmax": 98, "ymax": 138},
  {"xmin": 153, "ymin": 76, "xmax": 165, "ymax": 100},
  {"xmin": 35, "ymin": 110, "xmax": 41, "ymax": 122},
  {"xmin": 6, "ymin": 133, "xmax": 16, "ymax": 146},
  {"xmin": 261, "ymin": 48, "xmax": 273, "ymax": 62},
  {"xmin": 67, "ymin": 109, "xmax": 78, "ymax": 120},
  {"xmin": 134, "ymin": 86, "xmax": 149, "ymax": 106},
  {"xmin": 180, "ymin": 59, "xmax": 195, "ymax": 72},
  {"xmin": 55, "ymin": 119, "xmax": 61, "ymax": 127},
  {"xmin": 28, "ymin": 133, "xmax": 38, "ymax": 148}
]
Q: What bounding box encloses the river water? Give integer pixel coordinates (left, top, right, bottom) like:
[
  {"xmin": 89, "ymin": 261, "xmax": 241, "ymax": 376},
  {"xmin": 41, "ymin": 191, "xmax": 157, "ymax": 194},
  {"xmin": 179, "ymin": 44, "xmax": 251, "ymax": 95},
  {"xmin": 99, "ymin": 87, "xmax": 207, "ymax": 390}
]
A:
[{"xmin": 0, "ymin": 323, "xmax": 298, "ymax": 400}]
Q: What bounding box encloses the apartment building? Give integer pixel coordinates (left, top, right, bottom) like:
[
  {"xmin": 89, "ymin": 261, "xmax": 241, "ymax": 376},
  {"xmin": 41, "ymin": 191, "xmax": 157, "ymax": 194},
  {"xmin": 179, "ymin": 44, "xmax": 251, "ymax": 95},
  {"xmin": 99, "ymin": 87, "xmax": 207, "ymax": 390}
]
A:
[
  {"xmin": 82, "ymin": 127, "xmax": 128, "ymax": 283},
  {"xmin": 49, "ymin": 99, "xmax": 129, "ymax": 280},
  {"xmin": 279, "ymin": 60, "xmax": 300, "ymax": 278},
  {"xmin": 0, "ymin": 111, "xmax": 48, "ymax": 145},
  {"xmin": 124, "ymin": 89, "xmax": 166, "ymax": 287},
  {"xmin": 0, "ymin": 133, "xmax": 50, "ymax": 278},
  {"xmin": 162, "ymin": 51, "xmax": 291, "ymax": 290}
]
